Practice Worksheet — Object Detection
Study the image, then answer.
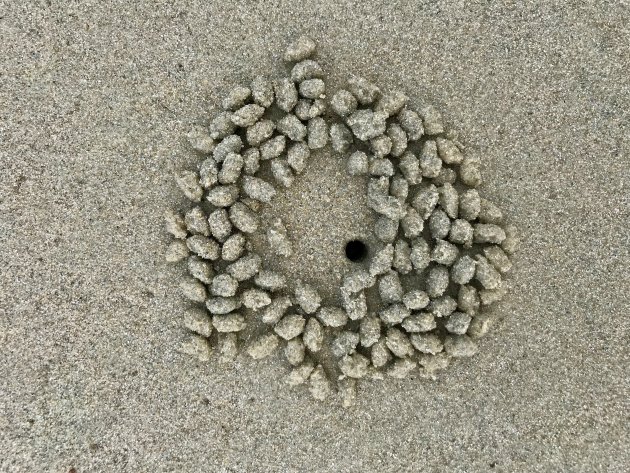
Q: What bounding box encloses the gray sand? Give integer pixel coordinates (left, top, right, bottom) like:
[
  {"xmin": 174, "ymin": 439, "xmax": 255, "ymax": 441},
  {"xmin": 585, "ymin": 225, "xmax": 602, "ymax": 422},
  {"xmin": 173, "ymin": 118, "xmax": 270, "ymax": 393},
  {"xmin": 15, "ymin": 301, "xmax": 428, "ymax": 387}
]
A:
[{"xmin": 1, "ymin": 1, "xmax": 628, "ymax": 472}]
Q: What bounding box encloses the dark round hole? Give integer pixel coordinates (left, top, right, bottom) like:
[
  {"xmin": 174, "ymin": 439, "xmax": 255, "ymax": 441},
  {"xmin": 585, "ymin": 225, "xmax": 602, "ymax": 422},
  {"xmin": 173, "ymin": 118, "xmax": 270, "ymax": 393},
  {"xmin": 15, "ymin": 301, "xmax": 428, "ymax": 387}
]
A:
[{"xmin": 345, "ymin": 240, "xmax": 368, "ymax": 262}]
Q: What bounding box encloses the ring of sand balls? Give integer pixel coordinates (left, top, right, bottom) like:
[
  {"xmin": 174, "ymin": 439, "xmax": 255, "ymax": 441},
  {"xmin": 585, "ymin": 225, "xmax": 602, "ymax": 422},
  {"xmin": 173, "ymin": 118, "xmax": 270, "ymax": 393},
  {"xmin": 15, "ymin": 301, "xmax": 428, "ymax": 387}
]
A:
[{"xmin": 165, "ymin": 36, "xmax": 519, "ymax": 406}]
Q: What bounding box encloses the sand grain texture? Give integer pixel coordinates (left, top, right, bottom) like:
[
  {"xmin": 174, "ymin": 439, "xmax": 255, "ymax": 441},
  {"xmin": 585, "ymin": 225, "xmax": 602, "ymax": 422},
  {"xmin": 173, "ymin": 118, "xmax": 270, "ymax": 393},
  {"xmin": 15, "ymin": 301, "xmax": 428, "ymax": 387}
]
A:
[{"xmin": 1, "ymin": 1, "xmax": 628, "ymax": 472}]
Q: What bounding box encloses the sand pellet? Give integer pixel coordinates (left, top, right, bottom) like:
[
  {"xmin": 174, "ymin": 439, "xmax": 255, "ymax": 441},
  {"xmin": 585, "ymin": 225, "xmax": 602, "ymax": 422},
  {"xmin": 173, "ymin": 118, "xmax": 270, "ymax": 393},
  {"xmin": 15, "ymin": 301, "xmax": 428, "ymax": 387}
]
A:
[
  {"xmin": 329, "ymin": 123, "xmax": 353, "ymax": 153},
  {"xmin": 425, "ymin": 298, "xmax": 455, "ymax": 321},
  {"xmin": 267, "ymin": 218, "xmax": 293, "ymax": 257},
  {"xmin": 231, "ymin": 104, "xmax": 265, "ymax": 128},
  {"xmin": 286, "ymin": 360, "xmax": 315, "ymax": 386},
  {"xmin": 309, "ymin": 364, "xmax": 332, "ymax": 400},
  {"xmin": 187, "ymin": 126, "xmax": 215, "ymax": 154},
  {"xmin": 199, "ymin": 157, "xmax": 218, "ymax": 189},
  {"xmin": 242, "ymin": 176, "xmax": 276, "ymax": 203},
  {"xmin": 458, "ymin": 285, "xmax": 481, "ymax": 314},
  {"xmin": 369, "ymin": 244, "xmax": 394, "ymax": 277},
  {"xmin": 411, "ymin": 185, "xmax": 439, "ymax": 220},
  {"xmin": 187, "ymin": 235, "xmax": 220, "ymax": 260},
  {"xmin": 330, "ymin": 89, "xmax": 358, "ymax": 117},
  {"xmin": 371, "ymin": 339, "xmax": 392, "ymax": 368},
  {"xmin": 479, "ymin": 286, "xmax": 507, "ymax": 306},
  {"xmin": 402, "ymin": 290, "xmax": 430, "ymax": 311},
  {"xmin": 213, "ymin": 135, "xmax": 243, "ymax": 163},
  {"xmin": 261, "ymin": 296, "xmax": 292, "ymax": 325},
  {"xmin": 211, "ymin": 274, "xmax": 238, "ymax": 297},
  {"xmin": 221, "ymin": 233, "xmax": 246, "ymax": 262},
  {"xmin": 247, "ymin": 334, "xmax": 280, "ymax": 359},
  {"xmin": 176, "ymin": 170, "xmax": 204, "ymax": 202},
  {"xmin": 284, "ymin": 35, "xmax": 316, "ymax": 62},
  {"xmin": 184, "ymin": 308, "xmax": 213, "ymax": 338},
  {"xmin": 187, "ymin": 256, "xmax": 213, "ymax": 284},
  {"xmin": 378, "ymin": 272, "xmax": 404, "ymax": 304},
  {"xmin": 450, "ymin": 255, "xmax": 477, "ymax": 285},
  {"xmin": 291, "ymin": 60, "xmax": 324, "ymax": 83},
  {"xmin": 346, "ymin": 109, "xmax": 388, "ymax": 141},
  {"xmin": 483, "ymin": 245, "xmax": 512, "ymax": 274},
  {"xmin": 271, "ymin": 159, "xmax": 295, "ymax": 188},
  {"xmin": 225, "ymin": 253, "xmax": 261, "ymax": 281},
  {"xmin": 374, "ymin": 216, "xmax": 399, "ymax": 243},
  {"xmin": 429, "ymin": 209, "xmax": 451, "ymax": 240},
  {"xmin": 242, "ymin": 148, "xmax": 260, "ymax": 176},
  {"xmin": 331, "ymin": 331, "xmax": 360, "ymax": 357},
  {"xmin": 165, "ymin": 210, "xmax": 188, "ymax": 239},
  {"xmin": 307, "ymin": 117, "xmax": 328, "ymax": 149},
  {"xmin": 370, "ymin": 158, "xmax": 394, "ymax": 177},
  {"xmin": 390, "ymin": 175, "xmax": 409, "ymax": 202},
  {"xmin": 401, "ymin": 207, "xmax": 423, "ymax": 239},
  {"xmin": 216, "ymin": 334, "xmax": 239, "ymax": 362},
  {"xmin": 401, "ymin": 312, "xmax": 436, "ymax": 333},
  {"xmin": 209, "ymin": 112, "xmax": 236, "ymax": 140},
  {"xmin": 431, "ymin": 239, "xmax": 459, "ymax": 266},
  {"xmin": 207, "ymin": 208, "xmax": 232, "ymax": 242},
  {"xmin": 246, "ymin": 120, "xmax": 275, "ymax": 147},
  {"xmin": 303, "ymin": 317, "xmax": 324, "ymax": 352},
  {"xmin": 251, "ymin": 75, "xmax": 274, "ymax": 108},
  {"xmin": 459, "ymin": 157, "xmax": 482, "ymax": 187},
  {"xmin": 410, "ymin": 238, "xmax": 431, "ymax": 272},
  {"xmin": 418, "ymin": 105, "xmax": 444, "ymax": 135},
  {"xmin": 370, "ymin": 135, "xmax": 393, "ymax": 158},
  {"xmin": 274, "ymin": 78, "xmax": 298, "ymax": 112},
  {"xmin": 285, "ymin": 338, "xmax": 305, "ymax": 366},
  {"xmin": 222, "ymin": 86, "xmax": 251, "ymax": 111},
  {"xmin": 180, "ymin": 335, "xmax": 212, "ymax": 362},
  {"xmin": 359, "ymin": 316, "xmax": 381, "ymax": 348},
  {"xmin": 294, "ymin": 280, "xmax": 322, "ymax": 314},
  {"xmin": 444, "ymin": 312, "xmax": 472, "ymax": 335},
  {"xmin": 294, "ymin": 98, "xmax": 326, "ymax": 120},
  {"xmin": 165, "ymin": 240, "xmax": 189, "ymax": 263},
  {"xmin": 254, "ymin": 270, "xmax": 287, "ymax": 292},
  {"xmin": 316, "ymin": 306, "xmax": 348, "ymax": 328},
  {"xmin": 399, "ymin": 151, "xmax": 421, "ymax": 184},
  {"xmin": 342, "ymin": 291, "xmax": 367, "ymax": 321},
  {"xmin": 339, "ymin": 354, "xmax": 369, "ymax": 378},
  {"xmin": 206, "ymin": 184, "xmax": 239, "ymax": 208},
  {"xmin": 397, "ymin": 109, "xmax": 424, "ymax": 141},
  {"xmin": 410, "ymin": 333, "xmax": 443, "ymax": 355},
  {"xmin": 444, "ymin": 335, "xmax": 478, "ymax": 358},
  {"xmin": 180, "ymin": 277, "xmax": 207, "ymax": 303},
  {"xmin": 375, "ymin": 91, "xmax": 407, "ymax": 117},
  {"xmin": 287, "ymin": 142, "xmax": 310, "ymax": 173},
  {"xmin": 299, "ymin": 78, "xmax": 325, "ymax": 99},
  {"xmin": 388, "ymin": 358, "xmax": 417, "ymax": 379},
  {"xmin": 501, "ymin": 224, "xmax": 521, "ymax": 255},
  {"xmin": 346, "ymin": 151, "xmax": 369, "ymax": 176},
  {"xmin": 379, "ymin": 303, "xmax": 410, "ymax": 325},
  {"xmin": 242, "ymin": 288, "xmax": 272, "ymax": 310},
  {"xmin": 212, "ymin": 313, "xmax": 246, "ymax": 332},
  {"xmin": 385, "ymin": 328, "xmax": 414, "ymax": 358},
  {"xmin": 419, "ymin": 140, "xmax": 442, "ymax": 178},
  {"xmin": 387, "ymin": 123, "xmax": 408, "ymax": 157},
  {"xmin": 426, "ymin": 265, "xmax": 450, "ymax": 298},
  {"xmin": 185, "ymin": 206, "xmax": 210, "ymax": 236},
  {"xmin": 436, "ymin": 137, "xmax": 463, "ymax": 164},
  {"xmin": 448, "ymin": 219, "xmax": 474, "ymax": 247}
]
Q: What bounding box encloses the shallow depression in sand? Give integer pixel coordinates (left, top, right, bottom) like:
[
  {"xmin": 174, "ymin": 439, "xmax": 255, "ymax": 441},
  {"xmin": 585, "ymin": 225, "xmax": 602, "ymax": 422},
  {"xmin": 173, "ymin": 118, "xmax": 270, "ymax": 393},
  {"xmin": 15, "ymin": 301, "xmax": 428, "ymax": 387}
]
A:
[{"xmin": 253, "ymin": 146, "xmax": 376, "ymax": 298}]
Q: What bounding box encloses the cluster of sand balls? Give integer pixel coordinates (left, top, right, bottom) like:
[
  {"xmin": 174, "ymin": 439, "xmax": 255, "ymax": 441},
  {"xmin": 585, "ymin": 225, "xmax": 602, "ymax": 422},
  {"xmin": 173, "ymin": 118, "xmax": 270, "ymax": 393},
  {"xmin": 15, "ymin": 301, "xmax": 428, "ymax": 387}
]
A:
[{"xmin": 165, "ymin": 36, "xmax": 519, "ymax": 406}]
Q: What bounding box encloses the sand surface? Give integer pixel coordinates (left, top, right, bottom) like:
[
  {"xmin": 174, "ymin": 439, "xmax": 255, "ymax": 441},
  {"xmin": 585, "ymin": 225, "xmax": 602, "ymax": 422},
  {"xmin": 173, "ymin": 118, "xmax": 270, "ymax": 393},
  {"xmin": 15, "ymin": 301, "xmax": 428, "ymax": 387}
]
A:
[{"xmin": 1, "ymin": 1, "xmax": 628, "ymax": 471}]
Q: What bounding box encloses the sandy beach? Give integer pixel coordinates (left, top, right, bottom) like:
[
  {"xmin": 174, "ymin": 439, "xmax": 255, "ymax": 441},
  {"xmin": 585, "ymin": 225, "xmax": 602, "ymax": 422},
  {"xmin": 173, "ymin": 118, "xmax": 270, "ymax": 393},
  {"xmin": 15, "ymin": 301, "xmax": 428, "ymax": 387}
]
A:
[{"xmin": 1, "ymin": 1, "xmax": 628, "ymax": 471}]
